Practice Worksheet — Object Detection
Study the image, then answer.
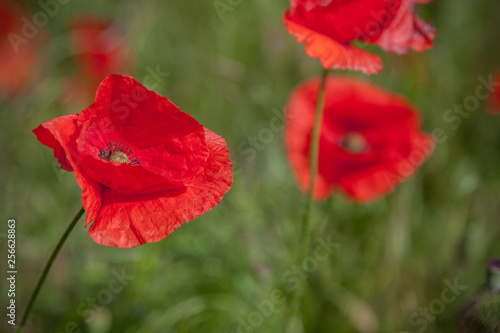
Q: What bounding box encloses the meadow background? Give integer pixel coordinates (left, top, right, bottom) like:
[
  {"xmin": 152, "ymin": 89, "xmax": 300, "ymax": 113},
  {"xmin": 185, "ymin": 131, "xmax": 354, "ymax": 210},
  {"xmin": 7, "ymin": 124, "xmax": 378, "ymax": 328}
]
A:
[{"xmin": 2, "ymin": 0, "xmax": 500, "ymax": 332}]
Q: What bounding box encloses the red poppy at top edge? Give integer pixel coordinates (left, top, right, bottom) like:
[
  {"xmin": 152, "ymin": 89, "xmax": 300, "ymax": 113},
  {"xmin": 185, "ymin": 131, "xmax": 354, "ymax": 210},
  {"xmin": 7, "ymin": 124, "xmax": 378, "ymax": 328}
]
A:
[
  {"xmin": 0, "ymin": 0, "xmax": 40, "ymax": 97},
  {"xmin": 69, "ymin": 14, "xmax": 134, "ymax": 82},
  {"xmin": 283, "ymin": 0, "xmax": 436, "ymax": 74},
  {"xmin": 61, "ymin": 14, "xmax": 134, "ymax": 109},
  {"xmin": 285, "ymin": 76, "xmax": 434, "ymax": 202},
  {"xmin": 34, "ymin": 74, "xmax": 233, "ymax": 248}
]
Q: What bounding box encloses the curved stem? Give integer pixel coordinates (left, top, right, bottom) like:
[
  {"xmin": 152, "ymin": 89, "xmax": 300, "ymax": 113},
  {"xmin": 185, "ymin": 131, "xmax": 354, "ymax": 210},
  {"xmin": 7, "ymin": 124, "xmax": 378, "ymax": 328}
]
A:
[{"xmin": 17, "ymin": 207, "xmax": 85, "ymax": 333}]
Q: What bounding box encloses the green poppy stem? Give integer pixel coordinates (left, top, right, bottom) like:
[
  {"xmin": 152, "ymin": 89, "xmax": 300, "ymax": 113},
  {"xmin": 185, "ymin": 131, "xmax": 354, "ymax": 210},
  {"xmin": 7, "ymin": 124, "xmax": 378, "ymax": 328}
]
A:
[
  {"xmin": 301, "ymin": 68, "xmax": 329, "ymax": 258},
  {"xmin": 17, "ymin": 206, "xmax": 85, "ymax": 333},
  {"xmin": 286, "ymin": 68, "xmax": 329, "ymax": 330}
]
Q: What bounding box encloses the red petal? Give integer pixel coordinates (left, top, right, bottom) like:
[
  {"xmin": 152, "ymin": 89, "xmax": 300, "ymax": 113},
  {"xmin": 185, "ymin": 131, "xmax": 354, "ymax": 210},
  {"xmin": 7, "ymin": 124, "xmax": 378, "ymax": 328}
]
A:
[
  {"xmin": 339, "ymin": 133, "xmax": 434, "ymax": 202},
  {"xmin": 88, "ymin": 129, "xmax": 233, "ymax": 248},
  {"xmin": 286, "ymin": 0, "xmax": 400, "ymax": 43},
  {"xmin": 75, "ymin": 75, "xmax": 210, "ymax": 192},
  {"xmin": 33, "ymin": 115, "xmax": 103, "ymax": 225},
  {"xmin": 33, "ymin": 115, "xmax": 77, "ymax": 172},
  {"xmin": 78, "ymin": 151, "xmax": 187, "ymax": 195},
  {"xmin": 285, "ymin": 79, "xmax": 334, "ymax": 199},
  {"xmin": 284, "ymin": 14, "xmax": 383, "ymax": 75},
  {"xmin": 371, "ymin": 0, "xmax": 436, "ymax": 54}
]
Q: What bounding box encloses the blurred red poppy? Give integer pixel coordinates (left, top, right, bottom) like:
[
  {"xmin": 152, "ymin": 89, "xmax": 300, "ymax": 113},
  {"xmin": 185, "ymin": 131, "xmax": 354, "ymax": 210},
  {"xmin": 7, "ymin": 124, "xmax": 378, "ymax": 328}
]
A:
[
  {"xmin": 285, "ymin": 76, "xmax": 434, "ymax": 202},
  {"xmin": 34, "ymin": 74, "xmax": 233, "ymax": 248},
  {"xmin": 69, "ymin": 14, "xmax": 134, "ymax": 82},
  {"xmin": 487, "ymin": 71, "xmax": 500, "ymax": 114},
  {"xmin": 283, "ymin": 0, "xmax": 436, "ymax": 75},
  {"xmin": 61, "ymin": 14, "xmax": 134, "ymax": 106},
  {"xmin": 0, "ymin": 1, "xmax": 40, "ymax": 97}
]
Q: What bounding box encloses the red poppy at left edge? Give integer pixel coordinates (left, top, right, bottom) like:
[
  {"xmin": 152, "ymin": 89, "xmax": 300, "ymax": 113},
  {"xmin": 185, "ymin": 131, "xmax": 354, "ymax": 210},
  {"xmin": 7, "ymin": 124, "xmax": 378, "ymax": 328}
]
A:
[
  {"xmin": 283, "ymin": 0, "xmax": 436, "ymax": 74},
  {"xmin": 34, "ymin": 74, "xmax": 233, "ymax": 248},
  {"xmin": 0, "ymin": 0, "xmax": 42, "ymax": 97}
]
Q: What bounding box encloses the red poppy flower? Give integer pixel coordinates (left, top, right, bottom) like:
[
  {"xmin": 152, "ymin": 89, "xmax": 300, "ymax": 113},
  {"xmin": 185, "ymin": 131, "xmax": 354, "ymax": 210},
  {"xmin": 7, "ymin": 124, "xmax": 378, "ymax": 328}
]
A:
[
  {"xmin": 285, "ymin": 76, "xmax": 434, "ymax": 202},
  {"xmin": 283, "ymin": 0, "xmax": 436, "ymax": 74},
  {"xmin": 34, "ymin": 74, "xmax": 233, "ymax": 248},
  {"xmin": 61, "ymin": 14, "xmax": 135, "ymax": 118},
  {"xmin": 69, "ymin": 14, "xmax": 134, "ymax": 82},
  {"xmin": 0, "ymin": 1, "xmax": 40, "ymax": 97},
  {"xmin": 487, "ymin": 71, "xmax": 500, "ymax": 115}
]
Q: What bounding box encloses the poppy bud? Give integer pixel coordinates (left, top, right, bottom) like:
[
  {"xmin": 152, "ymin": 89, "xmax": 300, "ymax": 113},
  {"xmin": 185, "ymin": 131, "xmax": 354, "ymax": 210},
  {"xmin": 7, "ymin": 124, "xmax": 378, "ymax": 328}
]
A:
[
  {"xmin": 487, "ymin": 259, "xmax": 500, "ymax": 293},
  {"xmin": 456, "ymin": 259, "xmax": 500, "ymax": 333}
]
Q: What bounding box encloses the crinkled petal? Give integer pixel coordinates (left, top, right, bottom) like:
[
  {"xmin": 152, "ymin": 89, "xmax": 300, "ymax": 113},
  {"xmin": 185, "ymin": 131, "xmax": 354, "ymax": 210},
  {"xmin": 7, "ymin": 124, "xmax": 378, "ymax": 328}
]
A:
[
  {"xmin": 287, "ymin": 0, "xmax": 400, "ymax": 43},
  {"xmin": 33, "ymin": 115, "xmax": 103, "ymax": 225},
  {"xmin": 88, "ymin": 129, "xmax": 232, "ymax": 248},
  {"xmin": 284, "ymin": 13, "xmax": 383, "ymax": 75},
  {"xmin": 78, "ymin": 151, "xmax": 186, "ymax": 195},
  {"xmin": 80, "ymin": 75, "xmax": 209, "ymax": 181},
  {"xmin": 34, "ymin": 115, "xmax": 76, "ymax": 172},
  {"xmin": 371, "ymin": 0, "xmax": 436, "ymax": 54}
]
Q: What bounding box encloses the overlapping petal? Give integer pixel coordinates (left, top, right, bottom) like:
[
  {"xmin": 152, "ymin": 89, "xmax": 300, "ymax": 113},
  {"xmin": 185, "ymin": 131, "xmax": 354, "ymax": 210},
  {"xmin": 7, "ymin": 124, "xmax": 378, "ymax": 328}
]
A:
[
  {"xmin": 371, "ymin": 0, "xmax": 437, "ymax": 54},
  {"xmin": 284, "ymin": 0, "xmax": 436, "ymax": 74},
  {"xmin": 89, "ymin": 129, "xmax": 232, "ymax": 247},
  {"xmin": 33, "ymin": 115, "xmax": 104, "ymax": 225},
  {"xmin": 283, "ymin": 17, "xmax": 383, "ymax": 75}
]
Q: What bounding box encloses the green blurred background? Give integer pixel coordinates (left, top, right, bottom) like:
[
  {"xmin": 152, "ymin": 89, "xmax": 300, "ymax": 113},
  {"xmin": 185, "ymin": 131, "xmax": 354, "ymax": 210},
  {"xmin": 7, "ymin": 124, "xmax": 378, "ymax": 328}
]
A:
[{"xmin": 2, "ymin": 0, "xmax": 500, "ymax": 332}]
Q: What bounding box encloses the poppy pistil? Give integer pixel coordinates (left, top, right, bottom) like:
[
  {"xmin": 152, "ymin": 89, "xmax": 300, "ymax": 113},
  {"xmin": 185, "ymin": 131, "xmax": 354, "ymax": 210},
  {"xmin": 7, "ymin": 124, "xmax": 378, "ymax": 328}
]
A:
[
  {"xmin": 339, "ymin": 132, "xmax": 368, "ymax": 154},
  {"xmin": 109, "ymin": 151, "xmax": 130, "ymax": 164}
]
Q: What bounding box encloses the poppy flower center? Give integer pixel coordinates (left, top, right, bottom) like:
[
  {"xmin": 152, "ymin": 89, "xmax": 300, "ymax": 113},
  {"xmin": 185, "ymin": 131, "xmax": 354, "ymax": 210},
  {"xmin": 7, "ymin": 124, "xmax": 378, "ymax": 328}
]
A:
[
  {"xmin": 98, "ymin": 142, "xmax": 140, "ymax": 165},
  {"xmin": 339, "ymin": 132, "xmax": 368, "ymax": 154},
  {"xmin": 109, "ymin": 151, "xmax": 129, "ymax": 164}
]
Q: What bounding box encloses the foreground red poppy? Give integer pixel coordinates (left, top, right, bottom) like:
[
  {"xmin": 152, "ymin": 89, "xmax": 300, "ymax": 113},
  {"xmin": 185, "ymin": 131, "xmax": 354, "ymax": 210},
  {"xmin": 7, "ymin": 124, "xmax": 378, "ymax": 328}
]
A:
[
  {"xmin": 285, "ymin": 76, "xmax": 434, "ymax": 202},
  {"xmin": 283, "ymin": 0, "xmax": 436, "ymax": 74},
  {"xmin": 0, "ymin": 1, "xmax": 40, "ymax": 97},
  {"xmin": 34, "ymin": 74, "xmax": 233, "ymax": 248}
]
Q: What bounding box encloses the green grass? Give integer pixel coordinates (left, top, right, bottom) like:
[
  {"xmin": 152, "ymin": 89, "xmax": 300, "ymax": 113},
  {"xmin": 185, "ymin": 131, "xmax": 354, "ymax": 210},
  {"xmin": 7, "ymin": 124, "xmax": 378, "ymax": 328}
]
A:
[{"xmin": 2, "ymin": 0, "xmax": 500, "ymax": 332}]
